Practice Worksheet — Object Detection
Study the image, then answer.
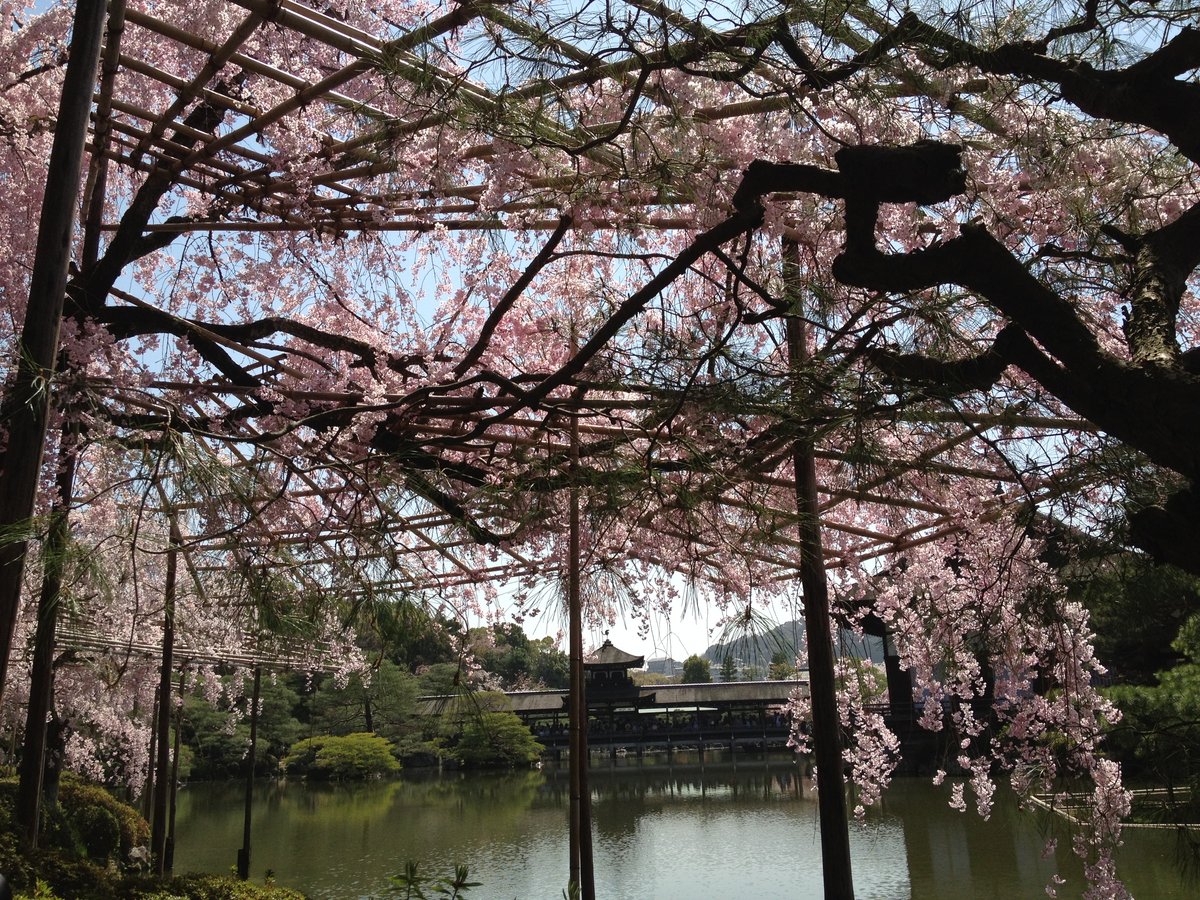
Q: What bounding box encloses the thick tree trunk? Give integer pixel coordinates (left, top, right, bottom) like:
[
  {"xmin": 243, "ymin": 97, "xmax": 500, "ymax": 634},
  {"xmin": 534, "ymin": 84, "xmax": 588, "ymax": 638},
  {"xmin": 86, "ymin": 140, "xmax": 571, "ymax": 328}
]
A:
[
  {"xmin": 785, "ymin": 240, "xmax": 855, "ymax": 900},
  {"xmin": 41, "ymin": 714, "xmax": 69, "ymax": 811},
  {"xmin": 15, "ymin": 438, "xmax": 78, "ymax": 848},
  {"xmin": 0, "ymin": 0, "xmax": 105, "ymax": 704},
  {"xmin": 151, "ymin": 528, "xmax": 179, "ymax": 877}
]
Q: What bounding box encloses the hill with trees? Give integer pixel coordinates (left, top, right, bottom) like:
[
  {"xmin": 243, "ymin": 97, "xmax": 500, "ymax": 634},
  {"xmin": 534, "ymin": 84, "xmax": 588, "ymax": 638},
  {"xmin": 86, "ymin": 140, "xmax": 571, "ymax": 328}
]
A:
[{"xmin": 702, "ymin": 620, "xmax": 883, "ymax": 675}]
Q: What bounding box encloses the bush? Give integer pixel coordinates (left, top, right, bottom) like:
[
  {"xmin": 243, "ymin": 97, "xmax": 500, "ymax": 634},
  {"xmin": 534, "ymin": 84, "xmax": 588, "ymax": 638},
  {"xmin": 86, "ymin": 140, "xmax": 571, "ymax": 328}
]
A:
[
  {"xmin": 283, "ymin": 733, "xmax": 400, "ymax": 780},
  {"xmin": 134, "ymin": 873, "xmax": 308, "ymax": 899},
  {"xmin": 0, "ymin": 829, "xmax": 34, "ymax": 889},
  {"xmin": 436, "ymin": 695, "xmax": 543, "ymax": 768},
  {"xmin": 72, "ymin": 803, "xmax": 120, "ymax": 862},
  {"xmin": 58, "ymin": 774, "xmax": 150, "ymax": 861},
  {"xmin": 22, "ymin": 850, "xmax": 123, "ymax": 900},
  {"xmin": 453, "ymin": 712, "xmax": 543, "ymax": 768}
]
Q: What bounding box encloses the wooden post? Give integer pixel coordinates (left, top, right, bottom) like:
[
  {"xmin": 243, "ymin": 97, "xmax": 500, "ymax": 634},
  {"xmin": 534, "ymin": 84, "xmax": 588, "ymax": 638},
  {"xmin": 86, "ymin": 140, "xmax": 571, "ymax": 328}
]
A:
[
  {"xmin": 166, "ymin": 671, "xmax": 186, "ymax": 873},
  {"xmin": 566, "ymin": 409, "xmax": 595, "ymax": 900},
  {"xmin": 784, "ymin": 238, "xmax": 855, "ymax": 899},
  {"xmin": 151, "ymin": 521, "xmax": 179, "ymax": 876},
  {"xmin": 142, "ymin": 688, "xmax": 160, "ymax": 821},
  {"xmin": 238, "ymin": 665, "xmax": 262, "ymax": 880},
  {"xmin": 15, "ymin": 433, "xmax": 78, "ymax": 847},
  {"xmin": 0, "ymin": 0, "xmax": 106, "ymax": 704}
]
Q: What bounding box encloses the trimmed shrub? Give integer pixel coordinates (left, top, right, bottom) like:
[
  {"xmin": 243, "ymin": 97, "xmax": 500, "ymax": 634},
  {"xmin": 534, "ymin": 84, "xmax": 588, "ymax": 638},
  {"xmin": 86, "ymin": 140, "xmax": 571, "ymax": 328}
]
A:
[
  {"xmin": 26, "ymin": 850, "xmax": 123, "ymax": 900},
  {"xmin": 283, "ymin": 733, "xmax": 400, "ymax": 780},
  {"xmin": 57, "ymin": 774, "xmax": 150, "ymax": 862},
  {"xmin": 72, "ymin": 803, "xmax": 120, "ymax": 862},
  {"xmin": 453, "ymin": 712, "xmax": 543, "ymax": 768}
]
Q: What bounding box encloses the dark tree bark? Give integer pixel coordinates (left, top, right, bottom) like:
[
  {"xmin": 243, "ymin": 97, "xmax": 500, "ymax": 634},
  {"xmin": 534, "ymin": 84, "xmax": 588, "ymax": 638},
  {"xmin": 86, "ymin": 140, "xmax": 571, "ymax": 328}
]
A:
[{"xmin": 0, "ymin": 0, "xmax": 106, "ymax": 704}]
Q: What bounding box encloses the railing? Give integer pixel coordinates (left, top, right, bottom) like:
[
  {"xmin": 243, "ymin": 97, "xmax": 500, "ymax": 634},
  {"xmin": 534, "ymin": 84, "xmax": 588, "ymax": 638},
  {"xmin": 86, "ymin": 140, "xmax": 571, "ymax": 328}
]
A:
[{"xmin": 532, "ymin": 719, "xmax": 793, "ymax": 754}]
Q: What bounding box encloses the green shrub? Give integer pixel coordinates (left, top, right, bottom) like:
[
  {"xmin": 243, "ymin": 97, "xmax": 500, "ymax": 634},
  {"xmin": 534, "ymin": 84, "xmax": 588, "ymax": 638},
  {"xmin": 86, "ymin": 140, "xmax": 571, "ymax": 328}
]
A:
[
  {"xmin": 453, "ymin": 712, "xmax": 543, "ymax": 768},
  {"xmin": 14, "ymin": 878, "xmax": 63, "ymax": 900},
  {"xmin": 435, "ymin": 693, "xmax": 543, "ymax": 768},
  {"xmin": 72, "ymin": 803, "xmax": 120, "ymax": 862},
  {"xmin": 26, "ymin": 850, "xmax": 123, "ymax": 900},
  {"xmin": 133, "ymin": 873, "xmax": 308, "ymax": 899},
  {"xmin": 58, "ymin": 774, "xmax": 150, "ymax": 859},
  {"xmin": 283, "ymin": 733, "xmax": 400, "ymax": 780},
  {"xmin": 0, "ymin": 829, "xmax": 34, "ymax": 888}
]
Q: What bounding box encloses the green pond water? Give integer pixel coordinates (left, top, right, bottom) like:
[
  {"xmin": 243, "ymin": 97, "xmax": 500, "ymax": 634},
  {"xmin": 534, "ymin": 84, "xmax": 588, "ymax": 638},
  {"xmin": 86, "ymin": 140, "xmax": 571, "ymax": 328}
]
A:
[{"xmin": 171, "ymin": 752, "xmax": 1196, "ymax": 899}]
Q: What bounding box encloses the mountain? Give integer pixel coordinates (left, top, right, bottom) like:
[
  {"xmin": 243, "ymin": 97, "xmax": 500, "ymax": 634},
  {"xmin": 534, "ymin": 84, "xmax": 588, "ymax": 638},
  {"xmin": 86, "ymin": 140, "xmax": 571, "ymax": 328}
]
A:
[{"xmin": 701, "ymin": 619, "xmax": 883, "ymax": 673}]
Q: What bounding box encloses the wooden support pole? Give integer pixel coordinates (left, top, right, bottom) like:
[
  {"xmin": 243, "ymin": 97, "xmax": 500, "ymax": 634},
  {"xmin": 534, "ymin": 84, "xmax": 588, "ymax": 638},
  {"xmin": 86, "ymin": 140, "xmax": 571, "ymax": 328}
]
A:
[
  {"xmin": 0, "ymin": 0, "xmax": 106, "ymax": 703},
  {"xmin": 166, "ymin": 670, "xmax": 186, "ymax": 873},
  {"xmin": 238, "ymin": 665, "xmax": 262, "ymax": 881},
  {"xmin": 15, "ymin": 434, "xmax": 79, "ymax": 847},
  {"xmin": 142, "ymin": 688, "xmax": 159, "ymax": 821},
  {"xmin": 151, "ymin": 521, "xmax": 179, "ymax": 876},
  {"xmin": 567, "ymin": 410, "xmax": 595, "ymax": 900},
  {"xmin": 784, "ymin": 239, "xmax": 855, "ymax": 900}
]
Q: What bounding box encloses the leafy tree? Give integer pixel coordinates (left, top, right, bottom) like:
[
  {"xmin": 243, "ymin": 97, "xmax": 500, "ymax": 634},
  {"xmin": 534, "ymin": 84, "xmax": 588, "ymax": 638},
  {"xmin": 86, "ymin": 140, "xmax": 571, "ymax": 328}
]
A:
[
  {"xmin": 529, "ymin": 636, "xmax": 570, "ymax": 689},
  {"xmin": 768, "ymin": 650, "xmax": 795, "ymax": 681},
  {"xmin": 469, "ymin": 623, "xmax": 569, "ymax": 689},
  {"xmin": 366, "ymin": 603, "xmax": 460, "ymax": 673},
  {"xmin": 454, "ymin": 712, "xmax": 544, "ymax": 768},
  {"xmin": 435, "ymin": 692, "xmax": 542, "ymax": 768},
  {"xmin": 180, "ymin": 674, "xmax": 303, "ymax": 780},
  {"xmin": 416, "ymin": 663, "xmax": 470, "ymax": 698},
  {"xmin": 282, "ymin": 733, "xmax": 400, "ymax": 780},
  {"xmin": 681, "ymin": 655, "xmax": 711, "ymax": 684},
  {"xmin": 306, "ymin": 660, "xmax": 420, "ymax": 743},
  {"xmin": 179, "ymin": 694, "xmax": 252, "ymax": 782},
  {"xmin": 1105, "ymin": 614, "xmax": 1200, "ymax": 829},
  {"xmin": 719, "ymin": 652, "xmax": 738, "ymax": 683},
  {"xmin": 1070, "ymin": 557, "xmax": 1200, "ymax": 684}
]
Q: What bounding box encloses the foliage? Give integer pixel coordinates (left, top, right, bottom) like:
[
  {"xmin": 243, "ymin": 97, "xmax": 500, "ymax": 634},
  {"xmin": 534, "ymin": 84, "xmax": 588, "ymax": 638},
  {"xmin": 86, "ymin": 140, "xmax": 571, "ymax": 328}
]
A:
[
  {"xmin": 356, "ymin": 602, "xmax": 460, "ymax": 674},
  {"xmin": 767, "ymin": 650, "xmax": 795, "ymax": 681},
  {"xmin": 57, "ymin": 773, "xmax": 150, "ymax": 860},
  {"xmin": 132, "ymin": 873, "xmax": 308, "ymax": 900},
  {"xmin": 0, "ymin": 774, "xmax": 148, "ymax": 872},
  {"xmin": 282, "ymin": 733, "xmax": 400, "ymax": 780},
  {"xmin": 468, "ymin": 623, "xmax": 569, "ymax": 690},
  {"xmin": 1105, "ymin": 614, "xmax": 1200, "ymax": 787},
  {"xmin": 719, "ymin": 653, "xmax": 738, "ymax": 682},
  {"xmin": 306, "ymin": 661, "xmax": 420, "ymax": 743},
  {"xmin": 437, "ymin": 693, "xmax": 543, "ymax": 768},
  {"xmin": 681, "ymin": 655, "xmax": 711, "ymax": 684},
  {"xmin": 1071, "ymin": 557, "xmax": 1200, "ymax": 684},
  {"xmin": 390, "ymin": 861, "xmax": 480, "ymax": 899},
  {"xmin": 416, "ymin": 664, "xmax": 470, "ymax": 699}
]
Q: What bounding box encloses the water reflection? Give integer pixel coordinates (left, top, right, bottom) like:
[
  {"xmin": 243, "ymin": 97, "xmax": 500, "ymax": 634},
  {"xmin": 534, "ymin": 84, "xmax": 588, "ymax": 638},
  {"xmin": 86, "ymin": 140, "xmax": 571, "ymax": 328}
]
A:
[{"xmin": 172, "ymin": 753, "xmax": 1194, "ymax": 899}]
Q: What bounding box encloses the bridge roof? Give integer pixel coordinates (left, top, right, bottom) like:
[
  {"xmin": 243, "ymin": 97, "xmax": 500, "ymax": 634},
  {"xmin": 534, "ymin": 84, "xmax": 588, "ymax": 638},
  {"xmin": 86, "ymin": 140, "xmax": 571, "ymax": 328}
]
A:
[
  {"xmin": 416, "ymin": 676, "xmax": 809, "ymax": 716},
  {"xmin": 642, "ymin": 680, "xmax": 806, "ymax": 706}
]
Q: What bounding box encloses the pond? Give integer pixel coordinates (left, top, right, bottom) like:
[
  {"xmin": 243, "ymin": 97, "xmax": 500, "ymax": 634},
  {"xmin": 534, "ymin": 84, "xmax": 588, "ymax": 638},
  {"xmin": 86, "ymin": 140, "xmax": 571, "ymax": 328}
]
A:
[{"xmin": 171, "ymin": 752, "xmax": 1196, "ymax": 899}]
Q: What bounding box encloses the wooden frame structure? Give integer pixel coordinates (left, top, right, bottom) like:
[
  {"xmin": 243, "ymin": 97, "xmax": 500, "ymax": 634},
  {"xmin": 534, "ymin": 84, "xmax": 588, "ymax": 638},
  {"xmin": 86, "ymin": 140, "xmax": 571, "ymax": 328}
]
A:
[{"xmin": 26, "ymin": 0, "xmax": 1088, "ymax": 595}]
